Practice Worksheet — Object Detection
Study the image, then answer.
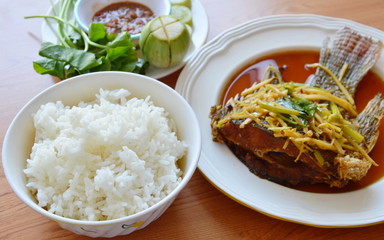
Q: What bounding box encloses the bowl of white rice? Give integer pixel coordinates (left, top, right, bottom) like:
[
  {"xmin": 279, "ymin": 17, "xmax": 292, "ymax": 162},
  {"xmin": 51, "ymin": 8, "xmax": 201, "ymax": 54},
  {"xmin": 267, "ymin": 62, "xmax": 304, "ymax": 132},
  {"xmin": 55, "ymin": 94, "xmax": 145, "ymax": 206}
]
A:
[{"xmin": 2, "ymin": 71, "xmax": 201, "ymax": 238}]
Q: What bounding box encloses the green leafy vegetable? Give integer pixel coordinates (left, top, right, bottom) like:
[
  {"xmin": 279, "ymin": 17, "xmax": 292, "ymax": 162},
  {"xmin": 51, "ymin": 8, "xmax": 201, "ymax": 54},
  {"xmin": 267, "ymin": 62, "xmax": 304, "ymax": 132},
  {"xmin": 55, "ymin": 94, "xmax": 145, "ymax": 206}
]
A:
[
  {"xmin": 89, "ymin": 23, "xmax": 107, "ymax": 42},
  {"xmin": 25, "ymin": 0, "xmax": 148, "ymax": 80},
  {"xmin": 276, "ymin": 97, "xmax": 318, "ymax": 119},
  {"xmin": 33, "ymin": 59, "xmax": 66, "ymax": 80},
  {"xmin": 38, "ymin": 42, "xmax": 100, "ymax": 71},
  {"xmin": 259, "ymin": 102, "xmax": 301, "ymax": 116},
  {"xmin": 275, "ymin": 97, "xmax": 318, "ymax": 129}
]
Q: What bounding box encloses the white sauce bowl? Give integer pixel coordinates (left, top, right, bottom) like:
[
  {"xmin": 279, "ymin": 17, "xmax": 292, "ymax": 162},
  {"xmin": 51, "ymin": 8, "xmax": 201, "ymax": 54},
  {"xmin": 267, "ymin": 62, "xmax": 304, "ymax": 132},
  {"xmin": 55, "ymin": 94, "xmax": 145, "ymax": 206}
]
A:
[{"xmin": 74, "ymin": 0, "xmax": 171, "ymax": 40}]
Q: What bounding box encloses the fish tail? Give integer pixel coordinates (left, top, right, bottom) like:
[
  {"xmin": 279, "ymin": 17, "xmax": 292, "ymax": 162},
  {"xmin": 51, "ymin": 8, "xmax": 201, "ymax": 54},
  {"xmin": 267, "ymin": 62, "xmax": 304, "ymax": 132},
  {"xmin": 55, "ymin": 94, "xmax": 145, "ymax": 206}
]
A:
[{"xmin": 308, "ymin": 27, "xmax": 382, "ymax": 98}]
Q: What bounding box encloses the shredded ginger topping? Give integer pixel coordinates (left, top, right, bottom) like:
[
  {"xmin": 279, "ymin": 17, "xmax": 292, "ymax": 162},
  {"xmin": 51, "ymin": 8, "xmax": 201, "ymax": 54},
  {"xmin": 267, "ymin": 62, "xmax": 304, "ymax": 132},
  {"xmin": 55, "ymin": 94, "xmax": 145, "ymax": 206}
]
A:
[{"xmin": 215, "ymin": 65, "xmax": 377, "ymax": 167}]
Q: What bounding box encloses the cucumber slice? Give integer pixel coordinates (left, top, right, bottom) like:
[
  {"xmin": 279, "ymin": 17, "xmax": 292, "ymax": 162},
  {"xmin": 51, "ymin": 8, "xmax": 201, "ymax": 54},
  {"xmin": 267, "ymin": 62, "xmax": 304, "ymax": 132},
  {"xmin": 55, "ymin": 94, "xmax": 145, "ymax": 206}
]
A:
[
  {"xmin": 171, "ymin": 0, "xmax": 191, "ymax": 9},
  {"xmin": 171, "ymin": 5, "xmax": 193, "ymax": 26},
  {"xmin": 185, "ymin": 23, "xmax": 193, "ymax": 35}
]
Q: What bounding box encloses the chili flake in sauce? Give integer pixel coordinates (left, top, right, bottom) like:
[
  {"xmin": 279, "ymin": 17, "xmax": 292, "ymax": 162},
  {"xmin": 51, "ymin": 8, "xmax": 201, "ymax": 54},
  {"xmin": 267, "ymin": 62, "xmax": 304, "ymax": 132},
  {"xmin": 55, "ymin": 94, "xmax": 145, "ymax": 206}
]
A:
[{"xmin": 92, "ymin": 1, "xmax": 155, "ymax": 35}]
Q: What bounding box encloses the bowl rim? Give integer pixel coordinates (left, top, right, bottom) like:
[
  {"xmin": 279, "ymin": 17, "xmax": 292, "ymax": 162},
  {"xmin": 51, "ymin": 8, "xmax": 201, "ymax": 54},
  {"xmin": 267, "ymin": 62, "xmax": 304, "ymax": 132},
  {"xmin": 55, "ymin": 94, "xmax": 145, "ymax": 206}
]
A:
[
  {"xmin": 2, "ymin": 71, "xmax": 201, "ymax": 226},
  {"xmin": 74, "ymin": 0, "xmax": 172, "ymax": 39}
]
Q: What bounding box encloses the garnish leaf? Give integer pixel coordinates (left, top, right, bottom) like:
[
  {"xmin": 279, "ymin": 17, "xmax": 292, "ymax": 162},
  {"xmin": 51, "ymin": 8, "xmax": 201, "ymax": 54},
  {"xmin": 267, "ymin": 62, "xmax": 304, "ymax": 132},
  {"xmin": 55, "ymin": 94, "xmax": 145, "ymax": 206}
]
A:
[
  {"xmin": 89, "ymin": 23, "xmax": 107, "ymax": 42},
  {"xmin": 106, "ymin": 32, "xmax": 135, "ymax": 49},
  {"xmin": 274, "ymin": 97, "xmax": 318, "ymax": 129},
  {"xmin": 276, "ymin": 97, "xmax": 317, "ymax": 119},
  {"xmin": 38, "ymin": 42, "xmax": 100, "ymax": 71},
  {"xmin": 33, "ymin": 59, "xmax": 66, "ymax": 79},
  {"xmin": 107, "ymin": 47, "xmax": 132, "ymax": 61}
]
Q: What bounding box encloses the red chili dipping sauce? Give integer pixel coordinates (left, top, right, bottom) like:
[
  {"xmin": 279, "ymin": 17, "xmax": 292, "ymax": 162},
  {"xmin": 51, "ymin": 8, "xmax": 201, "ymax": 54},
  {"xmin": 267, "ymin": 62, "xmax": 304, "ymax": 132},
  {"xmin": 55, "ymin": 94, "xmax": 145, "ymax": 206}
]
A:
[
  {"xmin": 222, "ymin": 50, "xmax": 384, "ymax": 193},
  {"xmin": 92, "ymin": 1, "xmax": 155, "ymax": 35}
]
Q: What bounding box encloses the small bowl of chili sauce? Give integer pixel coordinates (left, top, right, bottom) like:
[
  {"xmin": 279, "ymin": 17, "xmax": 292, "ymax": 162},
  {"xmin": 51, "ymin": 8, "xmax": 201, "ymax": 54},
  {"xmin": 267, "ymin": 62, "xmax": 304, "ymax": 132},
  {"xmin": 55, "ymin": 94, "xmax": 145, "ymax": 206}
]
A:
[{"xmin": 75, "ymin": 0, "xmax": 171, "ymax": 40}]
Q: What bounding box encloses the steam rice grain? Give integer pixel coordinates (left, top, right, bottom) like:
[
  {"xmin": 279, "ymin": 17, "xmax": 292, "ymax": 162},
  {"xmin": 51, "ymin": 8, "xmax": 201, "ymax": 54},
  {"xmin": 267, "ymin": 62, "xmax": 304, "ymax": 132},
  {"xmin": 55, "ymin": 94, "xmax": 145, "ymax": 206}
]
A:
[{"xmin": 24, "ymin": 88, "xmax": 186, "ymax": 221}]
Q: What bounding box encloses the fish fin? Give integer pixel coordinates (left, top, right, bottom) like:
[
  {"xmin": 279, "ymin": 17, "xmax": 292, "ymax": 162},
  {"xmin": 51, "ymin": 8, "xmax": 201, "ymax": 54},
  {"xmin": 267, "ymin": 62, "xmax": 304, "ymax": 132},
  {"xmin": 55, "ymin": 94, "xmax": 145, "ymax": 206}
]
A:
[
  {"xmin": 309, "ymin": 27, "xmax": 382, "ymax": 98},
  {"xmin": 356, "ymin": 93, "xmax": 384, "ymax": 152}
]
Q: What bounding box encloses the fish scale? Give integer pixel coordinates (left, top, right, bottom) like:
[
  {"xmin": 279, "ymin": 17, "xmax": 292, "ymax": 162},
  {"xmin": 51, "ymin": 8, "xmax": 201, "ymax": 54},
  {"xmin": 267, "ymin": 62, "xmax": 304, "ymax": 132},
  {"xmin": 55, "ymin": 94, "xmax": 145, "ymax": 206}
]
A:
[
  {"xmin": 356, "ymin": 94, "xmax": 384, "ymax": 152},
  {"xmin": 308, "ymin": 27, "xmax": 382, "ymax": 99}
]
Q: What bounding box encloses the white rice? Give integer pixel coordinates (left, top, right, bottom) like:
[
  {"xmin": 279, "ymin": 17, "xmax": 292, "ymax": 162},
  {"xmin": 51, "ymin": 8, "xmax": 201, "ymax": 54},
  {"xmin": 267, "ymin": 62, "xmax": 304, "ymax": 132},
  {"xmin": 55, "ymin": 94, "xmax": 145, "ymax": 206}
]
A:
[{"xmin": 24, "ymin": 88, "xmax": 186, "ymax": 221}]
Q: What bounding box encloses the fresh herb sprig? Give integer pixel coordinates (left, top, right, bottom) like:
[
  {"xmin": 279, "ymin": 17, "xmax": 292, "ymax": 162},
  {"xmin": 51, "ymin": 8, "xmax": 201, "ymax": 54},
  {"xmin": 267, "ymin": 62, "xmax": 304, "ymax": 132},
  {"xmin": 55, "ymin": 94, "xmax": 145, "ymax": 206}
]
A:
[
  {"xmin": 25, "ymin": 0, "xmax": 148, "ymax": 80},
  {"xmin": 275, "ymin": 96, "xmax": 318, "ymax": 129}
]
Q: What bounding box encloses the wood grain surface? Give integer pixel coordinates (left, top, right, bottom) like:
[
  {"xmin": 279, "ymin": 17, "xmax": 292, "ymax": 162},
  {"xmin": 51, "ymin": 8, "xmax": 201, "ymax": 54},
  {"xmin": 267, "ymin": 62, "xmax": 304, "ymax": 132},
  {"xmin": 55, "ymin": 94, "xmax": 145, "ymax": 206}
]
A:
[{"xmin": 2, "ymin": 0, "xmax": 384, "ymax": 239}]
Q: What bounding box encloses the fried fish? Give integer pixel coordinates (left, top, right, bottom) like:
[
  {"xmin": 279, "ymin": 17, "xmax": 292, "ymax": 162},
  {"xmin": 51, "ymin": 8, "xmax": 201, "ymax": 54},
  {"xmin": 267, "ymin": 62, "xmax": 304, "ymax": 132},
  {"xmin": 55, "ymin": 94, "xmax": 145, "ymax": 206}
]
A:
[{"xmin": 210, "ymin": 27, "xmax": 384, "ymax": 188}]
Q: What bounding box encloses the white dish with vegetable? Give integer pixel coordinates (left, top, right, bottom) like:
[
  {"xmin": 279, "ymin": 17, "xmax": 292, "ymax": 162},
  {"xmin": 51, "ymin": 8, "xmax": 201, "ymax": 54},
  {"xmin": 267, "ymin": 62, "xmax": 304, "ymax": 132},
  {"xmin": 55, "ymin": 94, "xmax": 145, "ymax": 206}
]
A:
[{"xmin": 37, "ymin": 0, "xmax": 209, "ymax": 79}]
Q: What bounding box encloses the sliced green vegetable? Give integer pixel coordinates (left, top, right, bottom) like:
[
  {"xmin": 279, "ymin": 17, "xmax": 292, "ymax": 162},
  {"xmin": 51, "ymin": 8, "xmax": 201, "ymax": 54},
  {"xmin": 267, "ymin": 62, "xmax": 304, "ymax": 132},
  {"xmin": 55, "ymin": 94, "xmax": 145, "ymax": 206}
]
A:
[
  {"xmin": 259, "ymin": 102, "xmax": 301, "ymax": 116},
  {"xmin": 330, "ymin": 102, "xmax": 340, "ymax": 115},
  {"xmin": 314, "ymin": 150, "xmax": 325, "ymax": 166},
  {"xmin": 277, "ymin": 113, "xmax": 308, "ymax": 128},
  {"xmin": 276, "ymin": 97, "xmax": 318, "ymax": 119},
  {"xmin": 171, "ymin": 0, "xmax": 191, "ymax": 8},
  {"xmin": 328, "ymin": 102, "xmax": 344, "ymax": 123},
  {"xmin": 171, "ymin": 5, "xmax": 193, "ymax": 26},
  {"xmin": 341, "ymin": 125, "xmax": 364, "ymax": 143},
  {"xmin": 328, "ymin": 103, "xmax": 364, "ymax": 143},
  {"xmin": 139, "ymin": 15, "xmax": 191, "ymax": 68},
  {"xmin": 259, "ymin": 97, "xmax": 318, "ymax": 129}
]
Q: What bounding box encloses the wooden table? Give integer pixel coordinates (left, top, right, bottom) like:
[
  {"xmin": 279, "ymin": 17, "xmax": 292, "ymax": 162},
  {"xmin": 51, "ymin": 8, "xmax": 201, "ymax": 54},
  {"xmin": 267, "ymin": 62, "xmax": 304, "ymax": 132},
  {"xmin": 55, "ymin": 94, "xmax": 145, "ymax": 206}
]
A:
[{"xmin": 2, "ymin": 0, "xmax": 384, "ymax": 239}]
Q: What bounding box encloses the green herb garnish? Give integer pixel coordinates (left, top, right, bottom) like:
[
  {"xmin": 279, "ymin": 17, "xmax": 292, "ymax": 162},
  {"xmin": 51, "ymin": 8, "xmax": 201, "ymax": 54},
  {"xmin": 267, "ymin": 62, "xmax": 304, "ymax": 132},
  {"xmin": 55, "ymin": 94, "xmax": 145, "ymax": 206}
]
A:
[
  {"xmin": 274, "ymin": 97, "xmax": 318, "ymax": 129},
  {"xmin": 276, "ymin": 97, "xmax": 318, "ymax": 119}
]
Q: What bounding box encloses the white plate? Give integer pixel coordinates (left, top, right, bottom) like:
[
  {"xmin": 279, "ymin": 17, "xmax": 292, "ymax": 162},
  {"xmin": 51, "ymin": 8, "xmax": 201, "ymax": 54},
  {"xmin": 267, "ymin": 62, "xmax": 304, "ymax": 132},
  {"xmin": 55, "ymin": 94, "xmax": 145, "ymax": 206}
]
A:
[
  {"xmin": 41, "ymin": 0, "xmax": 209, "ymax": 79},
  {"xmin": 175, "ymin": 14, "xmax": 384, "ymax": 227}
]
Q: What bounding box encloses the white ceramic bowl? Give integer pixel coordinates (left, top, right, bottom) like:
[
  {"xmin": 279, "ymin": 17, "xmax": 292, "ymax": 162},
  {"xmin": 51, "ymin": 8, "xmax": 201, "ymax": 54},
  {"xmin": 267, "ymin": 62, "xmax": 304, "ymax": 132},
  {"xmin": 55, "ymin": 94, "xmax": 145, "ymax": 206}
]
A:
[
  {"xmin": 74, "ymin": 0, "xmax": 171, "ymax": 40},
  {"xmin": 2, "ymin": 72, "xmax": 201, "ymax": 238}
]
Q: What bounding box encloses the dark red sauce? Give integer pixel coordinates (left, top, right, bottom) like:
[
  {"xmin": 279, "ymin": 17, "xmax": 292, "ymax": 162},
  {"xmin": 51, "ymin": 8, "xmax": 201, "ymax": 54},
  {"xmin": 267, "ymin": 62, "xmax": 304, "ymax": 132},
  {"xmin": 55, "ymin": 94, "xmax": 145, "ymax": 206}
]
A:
[
  {"xmin": 222, "ymin": 50, "xmax": 384, "ymax": 193},
  {"xmin": 93, "ymin": 2, "xmax": 154, "ymax": 35}
]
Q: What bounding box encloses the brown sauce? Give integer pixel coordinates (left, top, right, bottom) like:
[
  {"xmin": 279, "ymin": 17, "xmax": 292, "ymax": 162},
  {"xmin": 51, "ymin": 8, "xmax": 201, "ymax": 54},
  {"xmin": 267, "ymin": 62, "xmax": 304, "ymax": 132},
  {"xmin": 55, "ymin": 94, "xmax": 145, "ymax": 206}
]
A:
[
  {"xmin": 222, "ymin": 50, "xmax": 384, "ymax": 193},
  {"xmin": 93, "ymin": 2, "xmax": 154, "ymax": 35}
]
